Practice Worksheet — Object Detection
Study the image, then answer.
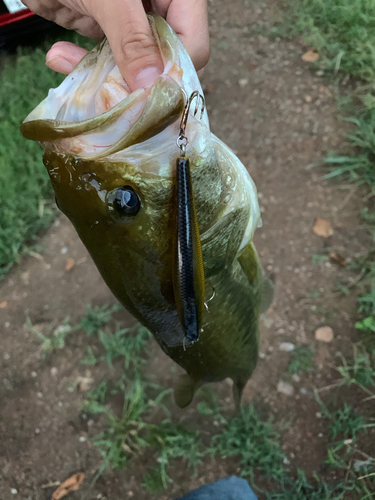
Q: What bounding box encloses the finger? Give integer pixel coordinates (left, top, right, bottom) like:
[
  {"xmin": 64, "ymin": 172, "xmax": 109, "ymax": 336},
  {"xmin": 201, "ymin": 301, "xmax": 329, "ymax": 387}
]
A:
[
  {"xmin": 46, "ymin": 42, "xmax": 88, "ymax": 74},
  {"xmin": 165, "ymin": 0, "xmax": 210, "ymax": 70},
  {"xmin": 90, "ymin": 0, "xmax": 164, "ymax": 91}
]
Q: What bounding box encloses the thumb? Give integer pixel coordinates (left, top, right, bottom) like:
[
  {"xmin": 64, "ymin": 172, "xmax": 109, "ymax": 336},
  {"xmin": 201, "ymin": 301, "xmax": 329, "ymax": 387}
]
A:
[{"xmin": 95, "ymin": 0, "xmax": 163, "ymax": 91}]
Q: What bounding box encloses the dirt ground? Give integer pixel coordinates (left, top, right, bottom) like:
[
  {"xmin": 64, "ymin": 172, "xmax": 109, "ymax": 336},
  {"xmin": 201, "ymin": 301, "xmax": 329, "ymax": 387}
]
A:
[{"xmin": 1, "ymin": 0, "xmax": 373, "ymax": 499}]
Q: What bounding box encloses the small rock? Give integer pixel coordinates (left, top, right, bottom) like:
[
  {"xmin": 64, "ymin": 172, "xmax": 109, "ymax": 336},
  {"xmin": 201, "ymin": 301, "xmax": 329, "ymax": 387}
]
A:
[
  {"xmin": 60, "ymin": 246, "xmax": 68, "ymax": 254},
  {"xmin": 35, "ymin": 428, "xmax": 40, "ymax": 435},
  {"xmin": 313, "ymin": 218, "xmax": 334, "ymax": 237},
  {"xmin": 76, "ymin": 375, "xmax": 94, "ymax": 392},
  {"xmin": 292, "ymin": 374, "xmax": 300, "ymax": 383},
  {"xmin": 31, "ymin": 371, "xmax": 37, "ymax": 378},
  {"xmin": 37, "ymin": 392, "xmax": 43, "ymax": 398},
  {"xmin": 11, "ymin": 489, "xmax": 17, "ymax": 495},
  {"xmin": 50, "ymin": 367, "xmax": 58, "ymax": 376},
  {"xmin": 279, "ymin": 342, "xmax": 295, "ymax": 352},
  {"xmin": 304, "ymin": 95, "xmax": 312, "ymax": 103},
  {"xmin": 239, "ymin": 78, "xmax": 248, "ymax": 87},
  {"xmin": 283, "ymin": 457, "xmax": 291, "ymax": 465},
  {"xmin": 259, "ymin": 352, "xmax": 266, "ymax": 359},
  {"xmin": 21, "ymin": 272, "xmax": 30, "ymax": 284},
  {"xmin": 315, "ymin": 326, "xmax": 334, "ymax": 343},
  {"xmin": 318, "ymin": 433, "xmax": 323, "ymax": 437},
  {"xmin": 4, "ymin": 353, "xmax": 10, "ymax": 361},
  {"xmin": 344, "ymin": 439, "xmax": 352, "ymax": 445},
  {"xmin": 87, "ymin": 419, "xmax": 95, "ymax": 427},
  {"xmin": 277, "ymin": 381, "xmax": 294, "ymax": 396},
  {"xmin": 316, "ymin": 411, "xmax": 322, "ymax": 418},
  {"xmin": 79, "ymin": 436, "xmax": 87, "ymax": 442},
  {"xmin": 354, "ymin": 458, "xmax": 373, "ymax": 471},
  {"xmin": 300, "ymin": 387, "xmax": 307, "ymax": 395}
]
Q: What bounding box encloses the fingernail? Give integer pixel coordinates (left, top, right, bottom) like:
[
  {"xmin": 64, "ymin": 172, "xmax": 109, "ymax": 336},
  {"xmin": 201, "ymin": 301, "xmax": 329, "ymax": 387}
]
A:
[
  {"xmin": 46, "ymin": 55, "xmax": 74, "ymax": 74},
  {"xmin": 134, "ymin": 66, "xmax": 163, "ymax": 89}
]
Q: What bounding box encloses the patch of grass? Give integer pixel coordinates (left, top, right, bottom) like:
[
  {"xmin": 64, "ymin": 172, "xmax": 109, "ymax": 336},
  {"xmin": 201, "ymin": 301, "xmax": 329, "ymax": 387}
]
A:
[
  {"xmin": 147, "ymin": 421, "xmax": 205, "ymax": 489},
  {"xmin": 97, "ymin": 325, "xmax": 151, "ymax": 370},
  {"xmin": 27, "ymin": 317, "xmax": 73, "ymax": 357},
  {"xmin": 142, "ymin": 467, "xmax": 165, "ymax": 494},
  {"xmin": 210, "ymin": 405, "xmax": 285, "ymax": 482},
  {"xmin": 92, "ymin": 379, "xmax": 154, "ymax": 475},
  {"xmin": 289, "ymin": 0, "xmax": 375, "ymax": 82},
  {"xmin": 0, "ymin": 30, "xmax": 94, "ymax": 279},
  {"xmin": 337, "ymin": 345, "xmax": 375, "ymax": 392},
  {"xmin": 78, "ymin": 303, "xmax": 121, "ymax": 336},
  {"xmin": 266, "ymin": 469, "xmax": 345, "ymax": 500},
  {"xmin": 288, "ymin": 345, "xmax": 315, "ymax": 375},
  {"xmin": 328, "ymin": 404, "xmax": 367, "ymax": 441}
]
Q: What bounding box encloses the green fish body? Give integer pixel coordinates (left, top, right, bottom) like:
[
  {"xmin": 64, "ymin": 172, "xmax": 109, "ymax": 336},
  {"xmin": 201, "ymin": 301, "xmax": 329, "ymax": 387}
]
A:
[{"xmin": 21, "ymin": 16, "xmax": 272, "ymax": 408}]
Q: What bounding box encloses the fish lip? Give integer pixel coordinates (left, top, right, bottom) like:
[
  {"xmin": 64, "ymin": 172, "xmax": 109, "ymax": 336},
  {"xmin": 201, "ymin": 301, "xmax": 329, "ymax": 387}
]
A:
[{"xmin": 20, "ymin": 16, "xmax": 186, "ymax": 157}]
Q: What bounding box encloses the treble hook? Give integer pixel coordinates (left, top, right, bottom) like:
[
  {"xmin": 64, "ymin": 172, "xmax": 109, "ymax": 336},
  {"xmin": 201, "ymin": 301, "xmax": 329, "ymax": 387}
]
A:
[{"xmin": 176, "ymin": 90, "xmax": 205, "ymax": 157}]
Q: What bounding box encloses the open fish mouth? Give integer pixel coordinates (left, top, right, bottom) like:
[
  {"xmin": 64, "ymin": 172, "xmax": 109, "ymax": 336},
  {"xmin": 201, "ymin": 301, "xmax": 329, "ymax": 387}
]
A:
[{"xmin": 20, "ymin": 16, "xmax": 188, "ymax": 160}]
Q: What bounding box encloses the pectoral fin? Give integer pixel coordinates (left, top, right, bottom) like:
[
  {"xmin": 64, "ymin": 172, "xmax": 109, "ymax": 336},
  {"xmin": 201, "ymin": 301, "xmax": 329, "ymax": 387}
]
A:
[{"xmin": 174, "ymin": 373, "xmax": 196, "ymax": 408}]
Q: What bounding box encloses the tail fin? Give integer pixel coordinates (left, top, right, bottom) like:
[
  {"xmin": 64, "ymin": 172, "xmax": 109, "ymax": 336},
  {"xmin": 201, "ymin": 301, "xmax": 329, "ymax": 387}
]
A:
[{"xmin": 174, "ymin": 373, "xmax": 196, "ymax": 408}]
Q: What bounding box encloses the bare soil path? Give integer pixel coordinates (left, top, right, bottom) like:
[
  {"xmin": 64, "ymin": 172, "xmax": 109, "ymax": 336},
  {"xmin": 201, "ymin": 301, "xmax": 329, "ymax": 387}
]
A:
[{"xmin": 0, "ymin": 1, "xmax": 371, "ymax": 499}]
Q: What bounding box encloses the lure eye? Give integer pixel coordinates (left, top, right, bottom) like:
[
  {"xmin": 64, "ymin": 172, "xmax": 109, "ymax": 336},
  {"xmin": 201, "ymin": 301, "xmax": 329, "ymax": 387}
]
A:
[{"xmin": 114, "ymin": 186, "xmax": 141, "ymax": 216}]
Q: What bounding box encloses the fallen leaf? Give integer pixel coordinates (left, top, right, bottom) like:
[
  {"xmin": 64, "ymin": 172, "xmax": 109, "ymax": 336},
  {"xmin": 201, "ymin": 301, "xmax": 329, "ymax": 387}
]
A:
[
  {"xmin": 313, "ymin": 218, "xmax": 334, "ymax": 237},
  {"xmin": 329, "ymin": 251, "xmax": 347, "ymax": 267},
  {"xmin": 315, "ymin": 326, "xmax": 334, "ymax": 343},
  {"xmin": 0, "ymin": 301, "xmax": 7, "ymax": 309},
  {"xmin": 65, "ymin": 258, "xmax": 75, "ymax": 271},
  {"xmin": 302, "ymin": 50, "xmax": 319, "ymax": 62},
  {"xmin": 51, "ymin": 473, "xmax": 85, "ymax": 500}
]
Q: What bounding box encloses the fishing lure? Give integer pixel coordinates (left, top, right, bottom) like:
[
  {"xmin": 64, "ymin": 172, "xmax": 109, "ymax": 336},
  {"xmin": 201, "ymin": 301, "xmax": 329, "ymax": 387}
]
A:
[{"xmin": 173, "ymin": 92, "xmax": 206, "ymax": 346}]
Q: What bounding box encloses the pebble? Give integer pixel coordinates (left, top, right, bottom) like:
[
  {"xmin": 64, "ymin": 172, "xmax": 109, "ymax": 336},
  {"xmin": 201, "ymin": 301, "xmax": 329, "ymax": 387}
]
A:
[
  {"xmin": 318, "ymin": 433, "xmax": 323, "ymax": 437},
  {"xmin": 300, "ymin": 387, "xmax": 307, "ymax": 395},
  {"xmin": 31, "ymin": 371, "xmax": 37, "ymax": 378},
  {"xmin": 35, "ymin": 428, "xmax": 40, "ymax": 435},
  {"xmin": 37, "ymin": 392, "xmax": 43, "ymax": 398},
  {"xmin": 60, "ymin": 246, "xmax": 68, "ymax": 254},
  {"xmin": 79, "ymin": 436, "xmax": 87, "ymax": 442},
  {"xmin": 277, "ymin": 381, "xmax": 294, "ymax": 396},
  {"xmin": 11, "ymin": 489, "xmax": 17, "ymax": 495},
  {"xmin": 354, "ymin": 458, "xmax": 373, "ymax": 471},
  {"xmin": 315, "ymin": 326, "xmax": 334, "ymax": 343},
  {"xmin": 259, "ymin": 352, "xmax": 266, "ymax": 359},
  {"xmin": 283, "ymin": 457, "xmax": 291, "ymax": 465},
  {"xmin": 279, "ymin": 342, "xmax": 295, "ymax": 352},
  {"xmin": 292, "ymin": 374, "xmax": 300, "ymax": 383},
  {"xmin": 316, "ymin": 412, "xmax": 322, "ymax": 418},
  {"xmin": 50, "ymin": 367, "xmax": 58, "ymax": 376},
  {"xmin": 239, "ymin": 78, "xmax": 249, "ymax": 87}
]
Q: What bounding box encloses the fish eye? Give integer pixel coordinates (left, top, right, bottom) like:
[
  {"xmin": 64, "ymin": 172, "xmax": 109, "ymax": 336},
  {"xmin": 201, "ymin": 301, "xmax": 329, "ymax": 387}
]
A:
[{"xmin": 114, "ymin": 186, "xmax": 141, "ymax": 216}]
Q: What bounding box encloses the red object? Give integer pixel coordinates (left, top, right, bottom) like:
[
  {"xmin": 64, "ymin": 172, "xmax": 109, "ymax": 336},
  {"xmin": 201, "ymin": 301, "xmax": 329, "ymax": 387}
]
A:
[{"xmin": 0, "ymin": 8, "xmax": 34, "ymax": 28}]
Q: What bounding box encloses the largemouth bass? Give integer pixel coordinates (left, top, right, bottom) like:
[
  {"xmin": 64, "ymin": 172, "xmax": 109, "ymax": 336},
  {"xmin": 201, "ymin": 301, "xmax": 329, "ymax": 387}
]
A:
[{"xmin": 21, "ymin": 16, "xmax": 272, "ymax": 408}]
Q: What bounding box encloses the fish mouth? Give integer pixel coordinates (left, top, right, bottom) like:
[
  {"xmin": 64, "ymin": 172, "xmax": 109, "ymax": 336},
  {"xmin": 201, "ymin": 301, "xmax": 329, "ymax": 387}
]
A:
[{"xmin": 20, "ymin": 16, "xmax": 185, "ymax": 160}]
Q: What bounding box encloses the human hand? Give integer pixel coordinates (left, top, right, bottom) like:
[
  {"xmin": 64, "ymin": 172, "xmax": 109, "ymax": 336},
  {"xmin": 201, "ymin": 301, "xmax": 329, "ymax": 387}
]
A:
[{"xmin": 23, "ymin": 0, "xmax": 209, "ymax": 91}]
